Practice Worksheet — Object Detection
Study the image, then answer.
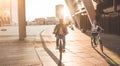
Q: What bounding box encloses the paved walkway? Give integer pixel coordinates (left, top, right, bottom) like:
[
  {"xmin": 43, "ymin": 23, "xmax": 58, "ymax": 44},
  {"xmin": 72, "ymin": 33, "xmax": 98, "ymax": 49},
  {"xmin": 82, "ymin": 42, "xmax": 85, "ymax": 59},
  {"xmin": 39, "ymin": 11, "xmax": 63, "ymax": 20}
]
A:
[{"xmin": 0, "ymin": 25, "xmax": 120, "ymax": 66}]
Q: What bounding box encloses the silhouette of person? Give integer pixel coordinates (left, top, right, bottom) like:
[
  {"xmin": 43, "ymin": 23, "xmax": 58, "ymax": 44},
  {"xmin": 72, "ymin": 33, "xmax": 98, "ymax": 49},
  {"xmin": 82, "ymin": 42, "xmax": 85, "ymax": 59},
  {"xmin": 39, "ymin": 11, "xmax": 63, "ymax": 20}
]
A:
[{"xmin": 53, "ymin": 19, "xmax": 68, "ymax": 52}]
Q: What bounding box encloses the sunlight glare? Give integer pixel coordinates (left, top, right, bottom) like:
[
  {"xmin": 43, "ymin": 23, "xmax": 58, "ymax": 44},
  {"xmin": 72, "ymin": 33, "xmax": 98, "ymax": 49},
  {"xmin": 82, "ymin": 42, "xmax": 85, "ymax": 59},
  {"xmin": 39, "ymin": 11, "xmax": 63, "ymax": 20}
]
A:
[
  {"xmin": 26, "ymin": 0, "xmax": 56, "ymax": 21},
  {"xmin": 62, "ymin": 7, "xmax": 71, "ymax": 19},
  {"xmin": 26, "ymin": 0, "xmax": 71, "ymax": 21}
]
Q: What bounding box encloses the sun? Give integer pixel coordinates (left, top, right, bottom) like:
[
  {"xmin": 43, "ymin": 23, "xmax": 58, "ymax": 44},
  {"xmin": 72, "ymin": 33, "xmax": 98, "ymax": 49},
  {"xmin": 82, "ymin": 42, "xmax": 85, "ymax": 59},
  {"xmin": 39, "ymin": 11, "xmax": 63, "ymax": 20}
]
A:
[{"xmin": 61, "ymin": 5, "xmax": 71, "ymax": 20}]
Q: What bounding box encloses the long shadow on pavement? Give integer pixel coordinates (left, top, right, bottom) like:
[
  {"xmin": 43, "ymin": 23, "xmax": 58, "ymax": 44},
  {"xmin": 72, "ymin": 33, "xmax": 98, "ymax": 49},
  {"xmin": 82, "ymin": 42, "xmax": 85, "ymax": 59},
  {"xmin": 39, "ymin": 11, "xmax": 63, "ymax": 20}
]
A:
[
  {"xmin": 93, "ymin": 47, "xmax": 120, "ymax": 66},
  {"xmin": 84, "ymin": 31, "xmax": 120, "ymax": 65},
  {"xmin": 85, "ymin": 31, "xmax": 120, "ymax": 56},
  {"xmin": 40, "ymin": 30, "xmax": 65, "ymax": 66}
]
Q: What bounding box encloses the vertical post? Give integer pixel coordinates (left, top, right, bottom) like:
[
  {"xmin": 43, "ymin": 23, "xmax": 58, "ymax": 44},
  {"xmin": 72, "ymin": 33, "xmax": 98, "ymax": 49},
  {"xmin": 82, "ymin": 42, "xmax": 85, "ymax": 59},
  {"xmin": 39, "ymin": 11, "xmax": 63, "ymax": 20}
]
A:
[
  {"xmin": 74, "ymin": 15, "xmax": 80, "ymax": 29},
  {"xmin": 10, "ymin": 0, "xmax": 12, "ymax": 24},
  {"xmin": 113, "ymin": 0, "xmax": 117, "ymax": 12},
  {"xmin": 18, "ymin": 0, "xmax": 26, "ymax": 40}
]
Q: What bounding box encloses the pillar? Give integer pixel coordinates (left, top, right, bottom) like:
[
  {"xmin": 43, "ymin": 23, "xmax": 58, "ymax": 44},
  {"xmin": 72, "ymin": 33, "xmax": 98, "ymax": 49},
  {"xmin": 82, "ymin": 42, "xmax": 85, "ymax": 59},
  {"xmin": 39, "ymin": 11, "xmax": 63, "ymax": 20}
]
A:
[
  {"xmin": 18, "ymin": 0, "xmax": 26, "ymax": 40},
  {"xmin": 113, "ymin": 0, "xmax": 117, "ymax": 12}
]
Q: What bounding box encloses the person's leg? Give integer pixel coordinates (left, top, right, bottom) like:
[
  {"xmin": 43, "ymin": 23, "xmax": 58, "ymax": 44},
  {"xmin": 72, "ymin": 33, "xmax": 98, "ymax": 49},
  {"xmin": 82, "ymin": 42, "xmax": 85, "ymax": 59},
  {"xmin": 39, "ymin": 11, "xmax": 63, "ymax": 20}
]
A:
[
  {"xmin": 62, "ymin": 36, "xmax": 66, "ymax": 49},
  {"xmin": 98, "ymin": 34, "xmax": 103, "ymax": 52},
  {"xmin": 93, "ymin": 33, "xmax": 97, "ymax": 45},
  {"xmin": 92, "ymin": 33, "xmax": 96, "ymax": 45},
  {"xmin": 98, "ymin": 34, "xmax": 102, "ymax": 44},
  {"xmin": 56, "ymin": 37, "xmax": 59, "ymax": 49}
]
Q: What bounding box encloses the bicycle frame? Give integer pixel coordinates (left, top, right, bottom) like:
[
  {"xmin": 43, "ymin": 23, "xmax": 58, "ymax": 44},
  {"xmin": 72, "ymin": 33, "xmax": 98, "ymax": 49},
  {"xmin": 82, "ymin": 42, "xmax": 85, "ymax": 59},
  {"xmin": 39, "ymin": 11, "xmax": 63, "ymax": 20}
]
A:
[
  {"xmin": 59, "ymin": 39, "xmax": 63, "ymax": 66},
  {"xmin": 91, "ymin": 33, "xmax": 101, "ymax": 47},
  {"xmin": 91, "ymin": 32, "xmax": 103, "ymax": 52}
]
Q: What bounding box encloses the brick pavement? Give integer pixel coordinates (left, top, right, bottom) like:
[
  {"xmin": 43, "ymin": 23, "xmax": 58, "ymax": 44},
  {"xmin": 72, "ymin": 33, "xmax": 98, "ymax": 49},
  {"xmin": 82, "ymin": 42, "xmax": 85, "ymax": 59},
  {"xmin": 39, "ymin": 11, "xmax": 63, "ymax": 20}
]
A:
[
  {"xmin": 39, "ymin": 26, "xmax": 120, "ymax": 66},
  {"xmin": 0, "ymin": 40, "xmax": 43, "ymax": 66},
  {"xmin": 0, "ymin": 25, "xmax": 120, "ymax": 66}
]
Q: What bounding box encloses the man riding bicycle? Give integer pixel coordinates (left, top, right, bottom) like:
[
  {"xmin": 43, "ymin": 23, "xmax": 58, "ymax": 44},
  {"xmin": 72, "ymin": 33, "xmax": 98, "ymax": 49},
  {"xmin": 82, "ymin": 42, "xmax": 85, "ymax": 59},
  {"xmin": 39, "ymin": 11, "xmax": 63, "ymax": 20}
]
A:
[{"xmin": 53, "ymin": 19, "xmax": 68, "ymax": 52}]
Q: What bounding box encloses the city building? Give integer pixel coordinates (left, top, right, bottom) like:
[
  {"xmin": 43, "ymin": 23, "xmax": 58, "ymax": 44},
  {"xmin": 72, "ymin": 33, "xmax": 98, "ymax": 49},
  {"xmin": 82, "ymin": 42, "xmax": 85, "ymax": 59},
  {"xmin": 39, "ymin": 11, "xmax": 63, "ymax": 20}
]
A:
[{"xmin": 0, "ymin": 0, "xmax": 11, "ymax": 26}]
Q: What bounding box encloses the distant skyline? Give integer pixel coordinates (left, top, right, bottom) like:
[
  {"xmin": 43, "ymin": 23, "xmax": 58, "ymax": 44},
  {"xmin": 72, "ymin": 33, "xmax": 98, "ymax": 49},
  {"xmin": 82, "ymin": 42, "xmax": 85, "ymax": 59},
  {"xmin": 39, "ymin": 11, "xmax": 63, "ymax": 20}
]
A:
[{"xmin": 26, "ymin": 0, "xmax": 67, "ymax": 21}]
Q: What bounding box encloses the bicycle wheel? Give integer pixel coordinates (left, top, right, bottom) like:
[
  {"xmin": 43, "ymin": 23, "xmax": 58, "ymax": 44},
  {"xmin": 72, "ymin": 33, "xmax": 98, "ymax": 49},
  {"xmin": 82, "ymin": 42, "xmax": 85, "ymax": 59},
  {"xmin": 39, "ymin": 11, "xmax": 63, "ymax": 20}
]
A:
[
  {"xmin": 91, "ymin": 36, "xmax": 98, "ymax": 48},
  {"xmin": 59, "ymin": 39, "xmax": 62, "ymax": 53},
  {"xmin": 59, "ymin": 39, "xmax": 62, "ymax": 62},
  {"xmin": 91, "ymin": 37, "xmax": 94, "ymax": 47},
  {"xmin": 99, "ymin": 39, "xmax": 103, "ymax": 52}
]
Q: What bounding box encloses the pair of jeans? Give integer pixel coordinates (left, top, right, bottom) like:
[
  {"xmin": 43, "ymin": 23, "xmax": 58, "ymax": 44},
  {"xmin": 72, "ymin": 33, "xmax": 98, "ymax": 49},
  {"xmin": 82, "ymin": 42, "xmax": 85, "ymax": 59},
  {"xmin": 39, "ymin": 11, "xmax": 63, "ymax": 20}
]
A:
[
  {"xmin": 91, "ymin": 33, "xmax": 98, "ymax": 45},
  {"xmin": 56, "ymin": 35, "xmax": 66, "ymax": 49}
]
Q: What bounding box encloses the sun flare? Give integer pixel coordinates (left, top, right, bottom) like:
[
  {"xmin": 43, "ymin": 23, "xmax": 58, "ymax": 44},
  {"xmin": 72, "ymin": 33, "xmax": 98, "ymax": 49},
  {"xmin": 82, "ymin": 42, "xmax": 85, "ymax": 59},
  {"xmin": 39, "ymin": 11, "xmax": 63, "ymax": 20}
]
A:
[{"xmin": 26, "ymin": 0, "xmax": 71, "ymax": 21}]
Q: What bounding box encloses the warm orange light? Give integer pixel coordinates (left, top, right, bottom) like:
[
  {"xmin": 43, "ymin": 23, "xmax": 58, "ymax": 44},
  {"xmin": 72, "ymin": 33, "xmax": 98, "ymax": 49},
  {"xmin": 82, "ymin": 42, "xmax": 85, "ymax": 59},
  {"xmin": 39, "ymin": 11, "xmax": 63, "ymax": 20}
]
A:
[
  {"xmin": 60, "ymin": 6, "xmax": 72, "ymax": 25},
  {"xmin": 6, "ymin": 0, "xmax": 10, "ymax": 4},
  {"xmin": 0, "ymin": 0, "xmax": 10, "ymax": 16},
  {"xmin": 61, "ymin": 6, "xmax": 71, "ymax": 20}
]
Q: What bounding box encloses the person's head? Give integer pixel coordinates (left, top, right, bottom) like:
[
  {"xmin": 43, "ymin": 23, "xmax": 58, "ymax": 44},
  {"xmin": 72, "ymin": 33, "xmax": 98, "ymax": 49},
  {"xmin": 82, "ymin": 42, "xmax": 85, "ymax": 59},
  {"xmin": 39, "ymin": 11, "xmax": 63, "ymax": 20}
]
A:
[{"xmin": 59, "ymin": 19, "xmax": 64, "ymax": 24}]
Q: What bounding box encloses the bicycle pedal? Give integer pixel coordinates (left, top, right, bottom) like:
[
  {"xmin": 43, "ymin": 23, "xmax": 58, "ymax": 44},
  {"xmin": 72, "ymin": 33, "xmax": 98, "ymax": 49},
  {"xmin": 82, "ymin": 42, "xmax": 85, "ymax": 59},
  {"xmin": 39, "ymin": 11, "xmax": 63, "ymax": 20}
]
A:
[{"xmin": 62, "ymin": 49, "xmax": 65, "ymax": 52}]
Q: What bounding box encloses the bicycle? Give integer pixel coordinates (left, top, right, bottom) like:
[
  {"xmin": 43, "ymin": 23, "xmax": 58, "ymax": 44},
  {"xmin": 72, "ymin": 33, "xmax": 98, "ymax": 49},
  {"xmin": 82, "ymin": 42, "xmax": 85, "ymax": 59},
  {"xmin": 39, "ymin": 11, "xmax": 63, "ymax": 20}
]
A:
[
  {"xmin": 91, "ymin": 29, "xmax": 104, "ymax": 52},
  {"xmin": 58, "ymin": 39, "xmax": 65, "ymax": 66}
]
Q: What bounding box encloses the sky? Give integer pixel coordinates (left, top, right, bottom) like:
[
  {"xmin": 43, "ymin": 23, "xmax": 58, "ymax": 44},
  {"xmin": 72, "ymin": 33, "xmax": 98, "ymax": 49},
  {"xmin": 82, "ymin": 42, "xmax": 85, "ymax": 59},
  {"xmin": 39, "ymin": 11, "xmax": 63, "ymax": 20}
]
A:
[{"xmin": 26, "ymin": 0, "xmax": 68, "ymax": 21}]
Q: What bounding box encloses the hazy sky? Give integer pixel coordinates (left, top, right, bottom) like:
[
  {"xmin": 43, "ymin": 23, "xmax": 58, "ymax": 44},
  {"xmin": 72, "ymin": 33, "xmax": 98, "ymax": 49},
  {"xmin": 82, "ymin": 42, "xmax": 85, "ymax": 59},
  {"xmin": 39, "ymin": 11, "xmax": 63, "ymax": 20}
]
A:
[{"xmin": 26, "ymin": 0, "xmax": 66, "ymax": 21}]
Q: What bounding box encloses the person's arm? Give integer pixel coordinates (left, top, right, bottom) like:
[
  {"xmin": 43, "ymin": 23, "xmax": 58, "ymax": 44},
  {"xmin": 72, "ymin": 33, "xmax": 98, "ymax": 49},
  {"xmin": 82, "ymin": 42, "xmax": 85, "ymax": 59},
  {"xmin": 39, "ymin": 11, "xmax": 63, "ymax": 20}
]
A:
[
  {"xmin": 98, "ymin": 26, "xmax": 104, "ymax": 30},
  {"xmin": 53, "ymin": 25, "xmax": 58, "ymax": 34},
  {"xmin": 64, "ymin": 25, "xmax": 68, "ymax": 35},
  {"xmin": 97, "ymin": 25, "xmax": 104, "ymax": 33}
]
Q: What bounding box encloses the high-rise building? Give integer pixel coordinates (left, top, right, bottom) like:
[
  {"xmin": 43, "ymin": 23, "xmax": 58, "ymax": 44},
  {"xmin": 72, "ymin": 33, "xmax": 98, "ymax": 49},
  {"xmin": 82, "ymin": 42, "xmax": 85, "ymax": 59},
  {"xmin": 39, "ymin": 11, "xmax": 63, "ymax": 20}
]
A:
[{"xmin": 56, "ymin": 4, "xmax": 64, "ymax": 19}]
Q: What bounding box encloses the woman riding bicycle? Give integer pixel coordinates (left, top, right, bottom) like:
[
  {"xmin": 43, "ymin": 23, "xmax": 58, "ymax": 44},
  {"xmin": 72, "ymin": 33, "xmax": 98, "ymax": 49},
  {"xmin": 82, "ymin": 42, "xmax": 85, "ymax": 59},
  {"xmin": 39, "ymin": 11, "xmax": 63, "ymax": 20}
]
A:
[{"xmin": 91, "ymin": 20, "xmax": 104, "ymax": 47}]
